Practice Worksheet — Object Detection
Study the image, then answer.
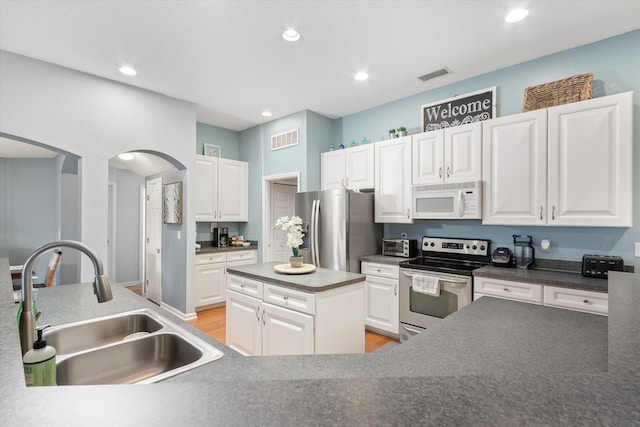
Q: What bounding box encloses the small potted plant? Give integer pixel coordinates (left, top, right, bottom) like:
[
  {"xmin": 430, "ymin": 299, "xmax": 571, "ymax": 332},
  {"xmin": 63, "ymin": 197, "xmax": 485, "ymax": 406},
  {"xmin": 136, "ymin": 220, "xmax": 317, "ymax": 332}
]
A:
[
  {"xmin": 273, "ymin": 216, "xmax": 305, "ymax": 267},
  {"xmin": 397, "ymin": 126, "xmax": 407, "ymax": 137},
  {"xmin": 389, "ymin": 129, "xmax": 396, "ymax": 139}
]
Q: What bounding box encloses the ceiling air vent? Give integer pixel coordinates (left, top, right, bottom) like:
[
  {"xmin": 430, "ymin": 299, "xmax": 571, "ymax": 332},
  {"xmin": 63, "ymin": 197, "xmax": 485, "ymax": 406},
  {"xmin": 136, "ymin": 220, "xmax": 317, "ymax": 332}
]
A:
[
  {"xmin": 418, "ymin": 67, "xmax": 451, "ymax": 82},
  {"xmin": 271, "ymin": 128, "xmax": 299, "ymax": 151}
]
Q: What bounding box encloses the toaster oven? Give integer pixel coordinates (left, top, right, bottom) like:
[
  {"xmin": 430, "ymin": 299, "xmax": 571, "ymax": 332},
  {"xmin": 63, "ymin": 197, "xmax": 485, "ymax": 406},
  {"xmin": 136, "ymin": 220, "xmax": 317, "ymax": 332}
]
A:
[{"xmin": 382, "ymin": 239, "xmax": 418, "ymax": 258}]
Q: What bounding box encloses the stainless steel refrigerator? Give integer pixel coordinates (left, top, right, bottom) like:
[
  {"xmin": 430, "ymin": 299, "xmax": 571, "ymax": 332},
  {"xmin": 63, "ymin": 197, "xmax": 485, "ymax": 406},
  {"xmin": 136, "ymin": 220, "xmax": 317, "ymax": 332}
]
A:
[{"xmin": 295, "ymin": 189, "xmax": 382, "ymax": 273}]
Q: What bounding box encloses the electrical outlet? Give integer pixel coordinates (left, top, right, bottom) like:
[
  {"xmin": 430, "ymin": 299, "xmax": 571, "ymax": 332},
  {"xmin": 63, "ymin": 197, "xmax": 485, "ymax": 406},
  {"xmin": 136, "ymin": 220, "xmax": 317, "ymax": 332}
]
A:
[
  {"xmin": 541, "ymin": 239, "xmax": 551, "ymax": 252},
  {"xmin": 401, "ymin": 232, "xmax": 408, "ymax": 239},
  {"xmin": 210, "ymin": 222, "xmax": 216, "ymax": 233},
  {"xmin": 635, "ymin": 242, "xmax": 640, "ymax": 258}
]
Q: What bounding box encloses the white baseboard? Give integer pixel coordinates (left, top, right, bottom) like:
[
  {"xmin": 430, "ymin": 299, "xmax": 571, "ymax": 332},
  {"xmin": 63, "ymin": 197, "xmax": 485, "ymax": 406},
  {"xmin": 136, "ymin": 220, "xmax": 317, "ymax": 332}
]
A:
[{"xmin": 160, "ymin": 302, "xmax": 197, "ymax": 321}]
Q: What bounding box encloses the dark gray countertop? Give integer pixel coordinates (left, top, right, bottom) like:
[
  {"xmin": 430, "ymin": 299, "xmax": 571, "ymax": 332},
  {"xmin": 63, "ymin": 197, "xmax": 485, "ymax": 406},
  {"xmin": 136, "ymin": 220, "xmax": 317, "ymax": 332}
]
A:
[
  {"xmin": 196, "ymin": 241, "xmax": 258, "ymax": 254},
  {"xmin": 2, "ymin": 258, "xmax": 639, "ymax": 426},
  {"xmin": 474, "ymin": 264, "xmax": 610, "ymax": 292},
  {"xmin": 226, "ymin": 262, "xmax": 365, "ymax": 292}
]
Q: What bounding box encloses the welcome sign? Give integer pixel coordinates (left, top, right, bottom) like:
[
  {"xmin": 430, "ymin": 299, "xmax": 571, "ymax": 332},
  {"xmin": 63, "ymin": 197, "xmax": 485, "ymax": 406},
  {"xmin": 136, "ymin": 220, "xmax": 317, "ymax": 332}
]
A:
[{"xmin": 421, "ymin": 87, "xmax": 496, "ymax": 132}]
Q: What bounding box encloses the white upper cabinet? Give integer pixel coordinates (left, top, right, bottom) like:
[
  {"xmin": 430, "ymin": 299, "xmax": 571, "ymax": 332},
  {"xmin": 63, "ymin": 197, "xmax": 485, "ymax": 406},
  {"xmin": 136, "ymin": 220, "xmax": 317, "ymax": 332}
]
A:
[
  {"xmin": 320, "ymin": 150, "xmax": 345, "ymax": 190},
  {"xmin": 483, "ymin": 92, "xmax": 633, "ymax": 227},
  {"xmin": 547, "ymin": 92, "xmax": 633, "ymax": 227},
  {"xmin": 412, "ymin": 122, "xmax": 482, "ymax": 185},
  {"xmin": 375, "ymin": 136, "xmax": 413, "ymax": 223},
  {"xmin": 218, "ymin": 158, "xmax": 248, "ymax": 222},
  {"xmin": 195, "ymin": 155, "xmax": 218, "ymax": 221},
  {"xmin": 195, "ymin": 155, "xmax": 248, "ymax": 222},
  {"xmin": 482, "ymin": 109, "xmax": 548, "ymax": 225},
  {"xmin": 321, "ymin": 144, "xmax": 374, "ymax": 190}
]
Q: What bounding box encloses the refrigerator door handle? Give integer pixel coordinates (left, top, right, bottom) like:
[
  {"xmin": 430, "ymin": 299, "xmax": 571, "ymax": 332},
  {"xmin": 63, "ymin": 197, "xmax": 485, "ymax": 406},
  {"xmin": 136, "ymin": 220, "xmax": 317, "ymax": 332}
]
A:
[
  {"xmin": 313, "ymin": 199, "xmax": 321, "ymax": 266},
  {"xmin": 310, "ymin": 199, "xmax": 317, "ymax": 266}
]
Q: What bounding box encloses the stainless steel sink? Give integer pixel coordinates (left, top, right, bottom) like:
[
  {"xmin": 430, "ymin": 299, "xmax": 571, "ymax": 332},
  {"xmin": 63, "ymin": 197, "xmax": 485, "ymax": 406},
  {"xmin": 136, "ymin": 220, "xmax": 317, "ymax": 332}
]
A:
[
  {"xmin": 44, "ymin": 311, "xmax": 164, "ymax": 355},
  {"xmin": 44, "ymin": 309, "xmax": 223, "ymax": 385}
]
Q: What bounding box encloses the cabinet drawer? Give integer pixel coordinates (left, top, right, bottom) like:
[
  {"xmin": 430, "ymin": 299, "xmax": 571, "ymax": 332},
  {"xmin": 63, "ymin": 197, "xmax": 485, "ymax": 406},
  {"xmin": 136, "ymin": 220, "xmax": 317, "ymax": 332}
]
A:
[
  {"xmin": 543, "ymin": 286, "xmax": 608, "ymax": 315},
  {"xmin": 263, "ymin": 283, "xmax": 316, "ymax": 315},
  {"xmin": 474, "ymin": 277, "xmax": 542, "ymax": 304},
  {"xmin": 361, "ymin": 262, "xmax": 399, "ymax": 279},
  {"xmin": 196, "ymin": 253, "xmax": 226, "ymax": 265},
  {"xmin": 227, "ymin": 250, "xmax": 257, "ymax": 263},
  {"xmin": 227, "ymin": 274, "xmax": 263, "ymax": 299}
]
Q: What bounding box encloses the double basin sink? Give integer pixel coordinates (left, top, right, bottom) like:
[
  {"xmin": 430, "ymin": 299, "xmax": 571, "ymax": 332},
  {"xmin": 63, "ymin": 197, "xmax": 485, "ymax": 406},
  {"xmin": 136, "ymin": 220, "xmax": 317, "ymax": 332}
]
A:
[{"xmin": 43, "ymin": 309, "xmax": 223, "ymax": 385}]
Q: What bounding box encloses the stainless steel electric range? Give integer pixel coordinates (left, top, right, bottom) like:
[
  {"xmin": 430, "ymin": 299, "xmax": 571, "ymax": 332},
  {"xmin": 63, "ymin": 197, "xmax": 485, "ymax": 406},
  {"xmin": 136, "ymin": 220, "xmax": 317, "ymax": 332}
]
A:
[{"xmin": 398, "ymin": 236, "xmax": 491, "ymax": 341}]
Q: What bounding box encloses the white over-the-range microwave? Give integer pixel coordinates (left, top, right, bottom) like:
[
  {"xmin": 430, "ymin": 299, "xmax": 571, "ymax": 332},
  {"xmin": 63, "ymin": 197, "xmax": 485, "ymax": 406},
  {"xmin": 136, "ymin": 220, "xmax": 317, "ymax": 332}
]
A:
[{"xmin": 411, "ymin": 181, "xmax": 482, "ymax": 219}]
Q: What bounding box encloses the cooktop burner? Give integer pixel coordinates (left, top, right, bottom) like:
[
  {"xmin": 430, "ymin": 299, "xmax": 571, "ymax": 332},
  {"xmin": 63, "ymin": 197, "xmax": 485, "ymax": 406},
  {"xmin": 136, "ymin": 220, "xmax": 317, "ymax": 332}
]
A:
[{"xmin": 400, "ymin": 236, "xmax": 491, "ymax": 276}]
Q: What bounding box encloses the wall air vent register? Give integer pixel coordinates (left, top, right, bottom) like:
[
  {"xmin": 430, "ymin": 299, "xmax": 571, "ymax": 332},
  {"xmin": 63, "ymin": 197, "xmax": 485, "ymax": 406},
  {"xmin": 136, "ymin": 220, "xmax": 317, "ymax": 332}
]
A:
[{"xmin": 271, "ymin": 128, "xmax": 299, "ymax": 151}]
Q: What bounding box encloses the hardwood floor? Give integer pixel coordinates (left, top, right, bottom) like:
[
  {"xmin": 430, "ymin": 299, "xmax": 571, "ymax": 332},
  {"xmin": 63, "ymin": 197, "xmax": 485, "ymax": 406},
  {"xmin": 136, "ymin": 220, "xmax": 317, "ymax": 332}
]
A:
[{"xmin": 188, "ymin": 306, "xmax": 399, "ymax": 353}]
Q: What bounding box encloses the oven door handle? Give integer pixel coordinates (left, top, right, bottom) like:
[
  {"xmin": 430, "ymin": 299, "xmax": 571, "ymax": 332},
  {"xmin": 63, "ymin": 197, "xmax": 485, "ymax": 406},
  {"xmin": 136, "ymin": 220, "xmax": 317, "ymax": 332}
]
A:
[{"xmin": 400, "ymin": 271, "xmax": 469, "ymax": 285}]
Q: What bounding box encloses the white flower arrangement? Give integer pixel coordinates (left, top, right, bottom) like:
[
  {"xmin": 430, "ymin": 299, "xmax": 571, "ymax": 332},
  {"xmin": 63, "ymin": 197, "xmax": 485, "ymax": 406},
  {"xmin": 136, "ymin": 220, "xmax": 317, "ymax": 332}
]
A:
[{"xmin": 273, "ymin": 215, "xmax": 305, "ymax": 257}]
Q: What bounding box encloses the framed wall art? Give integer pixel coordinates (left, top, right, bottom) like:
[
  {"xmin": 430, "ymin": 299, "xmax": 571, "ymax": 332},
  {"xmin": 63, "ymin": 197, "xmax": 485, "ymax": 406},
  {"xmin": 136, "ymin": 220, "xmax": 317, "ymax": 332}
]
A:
[
  {"xmin": 163, "ymin": 181, "xmax": 183, "ymax": 224},
  {"xmin": 203, "ymin": 143, "xmax": 221, "ymax": 157}
]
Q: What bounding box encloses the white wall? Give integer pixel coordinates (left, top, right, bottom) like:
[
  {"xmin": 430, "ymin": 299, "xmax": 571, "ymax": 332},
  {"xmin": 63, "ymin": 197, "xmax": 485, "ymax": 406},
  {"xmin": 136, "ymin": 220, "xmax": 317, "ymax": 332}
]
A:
[{"xmin": 0, "ymin": 51, "xmax": 198, "ymax": 314}]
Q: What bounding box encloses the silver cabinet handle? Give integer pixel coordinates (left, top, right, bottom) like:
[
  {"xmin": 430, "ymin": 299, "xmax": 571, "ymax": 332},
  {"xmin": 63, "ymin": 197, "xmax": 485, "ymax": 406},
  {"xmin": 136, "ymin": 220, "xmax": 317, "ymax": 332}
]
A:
[
  {"xmin": 407, "ymin": 209, "xmax": 410, "ymax": 219},
  {"xmin": 255, "ymin": 306, "xmax": 260, "ymax": 321},
  {"xmin": 583, "ymin": 299, "xmax": 590, "ymax": 304},
  {"xmin": 394, "ymin": 284, "xmax": 397, "ymax": 296},
  {"xmin": 503, "ymin": 287, "xmax": 509, "ymax": 292},
  {"xmin": 540, "ymin": 206, "xmax": 543, "ymax": 220},
  {"xmin": 261, "ymin": 309, "xmax": 266, "ymax": 325},
  {"xmin": 345, "ymin": 177, "xmax": 349, "ymax": 187},
  {"xmin": 446, "ymin": 166, "xmax": 451, "ymax": 177},
  {"xmin": 552, "ymin": 206, "xmax": 556, "ymax": 220},
  {"xmin": 439, "ymin": 167, "xmax": 443, "ymax": 178}
]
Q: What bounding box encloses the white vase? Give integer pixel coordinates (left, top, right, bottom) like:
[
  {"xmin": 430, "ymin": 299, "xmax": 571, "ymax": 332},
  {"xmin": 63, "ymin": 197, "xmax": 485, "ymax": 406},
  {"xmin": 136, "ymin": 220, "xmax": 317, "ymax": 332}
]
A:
[{"xmin": 289, "ymin": 256, "xmax": 303, "ymax": 268}]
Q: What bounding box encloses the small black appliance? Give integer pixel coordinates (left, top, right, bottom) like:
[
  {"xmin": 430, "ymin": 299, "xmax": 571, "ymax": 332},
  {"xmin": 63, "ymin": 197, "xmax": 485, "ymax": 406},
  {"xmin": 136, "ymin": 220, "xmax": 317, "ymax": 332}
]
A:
[
  {"xmin": 213, "ymin": 227, "xmax": 229, "ymax": 247},
  {"xmin": 491, "ymin": 247, "xmax": 514, "ymax": 267}
]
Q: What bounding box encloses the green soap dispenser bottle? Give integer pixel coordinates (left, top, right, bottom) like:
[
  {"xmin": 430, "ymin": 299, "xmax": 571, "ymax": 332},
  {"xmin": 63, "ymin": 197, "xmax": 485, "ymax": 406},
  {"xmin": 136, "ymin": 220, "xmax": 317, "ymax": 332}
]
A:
[{"xmin": 23, "ymin": 324, "xmax": 56, "ymax": 386}]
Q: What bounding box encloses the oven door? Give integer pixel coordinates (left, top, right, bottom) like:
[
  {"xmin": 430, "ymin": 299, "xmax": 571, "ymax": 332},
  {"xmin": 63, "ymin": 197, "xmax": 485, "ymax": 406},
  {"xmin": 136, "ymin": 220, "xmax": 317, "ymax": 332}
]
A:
[{"xmin": 399, "ymin": 268, "xmax": 471, "ymax": 335}]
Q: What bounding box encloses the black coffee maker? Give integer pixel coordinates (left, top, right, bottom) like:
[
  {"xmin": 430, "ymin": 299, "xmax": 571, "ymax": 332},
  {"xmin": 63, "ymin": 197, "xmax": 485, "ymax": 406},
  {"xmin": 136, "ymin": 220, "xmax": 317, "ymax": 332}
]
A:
[
  {"xmin": 213, "ymin": 227, "xmax": 229, "ymax": 247},
  {"xmin": 513, "ymin": 235, "xmax": 534, "ymax": 269}
]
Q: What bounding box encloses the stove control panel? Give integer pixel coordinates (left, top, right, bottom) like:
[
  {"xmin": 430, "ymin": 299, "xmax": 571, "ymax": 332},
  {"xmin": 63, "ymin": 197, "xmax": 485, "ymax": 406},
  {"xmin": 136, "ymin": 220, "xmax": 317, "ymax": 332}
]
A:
[{"xmin": 421, "ymin": 237, "xmax": 490, "ymax": 257}]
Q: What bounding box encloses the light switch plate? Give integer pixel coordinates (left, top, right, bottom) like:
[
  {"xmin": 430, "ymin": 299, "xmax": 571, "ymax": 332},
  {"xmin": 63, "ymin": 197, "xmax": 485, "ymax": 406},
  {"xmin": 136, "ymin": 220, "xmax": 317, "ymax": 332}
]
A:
[{"xmin": 635, "ymin": 242, "xmax": 640, "ymax": 258}]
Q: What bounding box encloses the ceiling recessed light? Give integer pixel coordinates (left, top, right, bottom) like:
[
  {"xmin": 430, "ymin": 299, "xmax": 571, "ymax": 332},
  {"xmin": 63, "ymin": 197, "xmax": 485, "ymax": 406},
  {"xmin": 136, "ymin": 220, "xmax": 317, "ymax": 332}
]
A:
[
  {"xmin": 354, "ymin": 72, "xmax": 369, "ymax": 81},
  {"xmin": 262, "ymin": 111, "xmax": 273, "ymax": 117},
  {"xmin": 118, "ymin": 153, "xmax": 135, "ymax": 161},
  {"xmin": 282, "ymin": 29, "xmax": 300, "ymax": 42},
  {"xmin": 505, "ymin": 8, "xmax": 529, "ymax": 23},
  {"xmin": 119, "ymin": 66, "xmax": 137, "ymax": 76}
]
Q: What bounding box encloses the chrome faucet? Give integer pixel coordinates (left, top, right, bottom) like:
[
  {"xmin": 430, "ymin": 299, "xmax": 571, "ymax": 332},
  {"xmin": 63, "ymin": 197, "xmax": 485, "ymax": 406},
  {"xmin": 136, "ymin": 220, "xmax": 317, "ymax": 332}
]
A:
[{"xmin": 19, "ymin": 240, "xmax": 113, "ymax": 355}]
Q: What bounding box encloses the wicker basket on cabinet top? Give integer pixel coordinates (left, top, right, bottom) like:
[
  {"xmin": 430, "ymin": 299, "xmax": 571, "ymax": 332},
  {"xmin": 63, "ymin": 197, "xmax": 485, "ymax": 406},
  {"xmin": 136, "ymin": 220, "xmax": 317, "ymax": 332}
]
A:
[{"xmin": 522, "ymin": 73, "xmax": 593, "ymax": 112}]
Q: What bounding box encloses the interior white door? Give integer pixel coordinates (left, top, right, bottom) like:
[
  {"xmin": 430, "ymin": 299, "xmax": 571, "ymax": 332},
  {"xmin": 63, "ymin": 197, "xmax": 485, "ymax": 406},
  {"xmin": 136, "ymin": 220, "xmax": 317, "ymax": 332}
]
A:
[
  {"xmin": 270, "ymin": 183, "xmax": 297, "ymax": 262},
  {"xmin": 145, "ymin": 177, "xmax": 162, "ymax": 305}
]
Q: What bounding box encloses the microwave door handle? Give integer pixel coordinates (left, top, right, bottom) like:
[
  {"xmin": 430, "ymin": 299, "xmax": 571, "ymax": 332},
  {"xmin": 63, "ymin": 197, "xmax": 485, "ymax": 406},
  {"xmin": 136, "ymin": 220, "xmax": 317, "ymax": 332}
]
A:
[{"xmin": 457, "ymin": 191, "xmax": 464, "ymax": 217}]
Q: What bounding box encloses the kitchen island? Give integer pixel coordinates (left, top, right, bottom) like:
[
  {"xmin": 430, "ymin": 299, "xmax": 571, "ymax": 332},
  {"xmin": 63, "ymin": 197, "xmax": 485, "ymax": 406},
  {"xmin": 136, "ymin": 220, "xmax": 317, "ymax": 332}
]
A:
[
  {"xmin": 225, "ymin": 262, "xmax": 366, "ymax": 355},
  {"xmin": 1, "ymin": 258, "xmax": 639, "ymax": 426}
]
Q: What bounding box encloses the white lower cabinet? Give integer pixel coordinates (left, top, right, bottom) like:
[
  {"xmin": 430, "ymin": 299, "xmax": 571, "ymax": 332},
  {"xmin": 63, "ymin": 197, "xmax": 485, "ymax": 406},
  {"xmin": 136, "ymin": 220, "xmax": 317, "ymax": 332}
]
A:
[
  {"xmin": 474, "ymin": 277, "xmax": 543, "ymax": 304},
  {"xmin": 195, "ymin": 250, "xmax": 257, "ymax": 310},
  {"xmin": 361, "ymin": 262, "xmax": 399, "ymax": 336},
  {"xmin": 474, "ymin": 276, "xmax": 608, "ymax": 315},
  {"xmin": 543, "ymin": 286, "xmax": 608, "ymax": 315},
  {"xmin": 195, "ymin": 253, "xmax": 227, "ymax": 308},
  {"xmin": 226, "ymin": 273, "xmax": 364, "ymax": 356},
  {"xmin": 262, "ymin": 302, "xmax": 314, "ymax": 356}
]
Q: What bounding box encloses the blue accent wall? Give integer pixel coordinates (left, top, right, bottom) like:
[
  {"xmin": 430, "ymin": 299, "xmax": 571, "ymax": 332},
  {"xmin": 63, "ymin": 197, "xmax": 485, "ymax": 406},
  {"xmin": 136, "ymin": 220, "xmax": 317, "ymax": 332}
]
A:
[
  {"xmin": 196, "ymin": 122, "xmax": 240, "ymax": 160},
  {"xmin": 333, "ymin": 29, "xmax": 640, "ymax": 270}
]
